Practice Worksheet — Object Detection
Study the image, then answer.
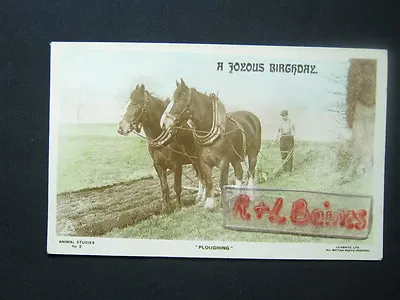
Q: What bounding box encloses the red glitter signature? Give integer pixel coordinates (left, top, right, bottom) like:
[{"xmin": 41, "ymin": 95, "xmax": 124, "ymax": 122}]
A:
[{"xmin": 232, "ymin": 194, "xmax": 368, "ymax": 230}]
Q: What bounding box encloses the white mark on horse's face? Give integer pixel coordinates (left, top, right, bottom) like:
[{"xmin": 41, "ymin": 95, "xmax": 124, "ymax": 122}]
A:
[
  {"xmin": 124, "ymin": 100, "xmax": 131, "ymax": 114},
  {"xmin": 160, "ymin": 100, "xmax": 175, "ymax": 129},
  {"xmin": 117, "ymin": 119, "xmax": 131, "ymax": 136}
]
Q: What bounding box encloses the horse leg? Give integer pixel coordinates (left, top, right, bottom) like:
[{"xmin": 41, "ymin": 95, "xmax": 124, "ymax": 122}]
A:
[
  {"xmin": 154, "ymin": 163, "xmax": 171, "ymax": 213},
  {"xmin": 201, "ymin": 161, "xmax": 215, "ymax": 211},
  {"xmin": 218, "ymin": 159, "xmax": 230, "ymax": 209},
  {"xmin": 219, "ymin": 159, "xmax": 229, "ymax": 194},
  {"xmin": 247, "ymin": 152, "xmax": 258, "ymax": 201},
  {"xmin": 197, "ymin": 180, "xmax": 206, "ymax": 203},
  {"xmin": 193, "ymin": 163, "xmax": 205, "ymax": 202},
  {"xmin": 174, "ymin": 164, "xmax": 183, "ymax": 210},
  {"xmin": 231, "ymin": 160, "xmax": 244, "ymax": 187},
  {"xmin": 231, "ymin": 160, "xmax": 244, "ymax": 198}
]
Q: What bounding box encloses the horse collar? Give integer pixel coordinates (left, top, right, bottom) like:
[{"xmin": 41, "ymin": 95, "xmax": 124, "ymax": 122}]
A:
[
  {"xmin": 142, "ymin": 91, "xmax": 173, "ymax": 147},
  {"xmin": 148, "ymin": 129, "xmax": 173, "ymax": 148},
  {"xmin": 192, "ymin": 93, "xmax": 224, "ymax": 145}
]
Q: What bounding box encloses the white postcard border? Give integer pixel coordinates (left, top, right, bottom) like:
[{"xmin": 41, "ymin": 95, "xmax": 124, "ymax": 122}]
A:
[{"xmin": 47, "ymin": 42, "xmax": 388, "ymax": 260}]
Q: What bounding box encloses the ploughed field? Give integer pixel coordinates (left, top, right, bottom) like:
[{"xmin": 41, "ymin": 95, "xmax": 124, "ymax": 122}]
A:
[
  {"xmin": 57, "ymin": 166, "xmax": 201, "ymax": 236},
  {"xmin": 56, "ymin": 124, "xmax": 223, "ymax": 237},
  {"xmin": 55, "ymin": 124, "xmax": 373, "ymax": 244}
]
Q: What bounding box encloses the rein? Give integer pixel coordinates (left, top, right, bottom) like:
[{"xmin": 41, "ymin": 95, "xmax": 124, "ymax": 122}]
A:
[{"xmin": 226, "ymin": 114, "xmax": 247, "ymax": 161}]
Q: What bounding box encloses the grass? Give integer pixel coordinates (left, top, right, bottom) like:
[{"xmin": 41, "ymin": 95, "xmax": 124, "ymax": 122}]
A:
[
  {"xmin": 105, "ymin": 204, "xmax": 329, "ymax": 243},
  {"xmin": 104, "ymin": 137, "xmax": 373, "ymax": 245},
  {"xmin": 57, "ymin": 123, "xmax": 155, "ymax": 194},
  {"xmin": 57, "ymin": 123, "xmax": 374, "ymax": 245}
]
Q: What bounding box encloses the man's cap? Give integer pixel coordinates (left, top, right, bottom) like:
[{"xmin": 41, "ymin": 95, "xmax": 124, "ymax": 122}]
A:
[{"xmin": 280, "ymin": 109, "xmax": 288, "ymax": 116}]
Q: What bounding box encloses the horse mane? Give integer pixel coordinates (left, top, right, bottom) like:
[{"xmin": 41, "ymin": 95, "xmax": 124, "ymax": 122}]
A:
[
  {"xmin": 175, "ymin": 81, "xmax": 226, "ymax": 113},
  {"xmin": 192, "ymin": 87, "xmax": 226, "ymax": 112},
  {"xmin": 146, "ymin": 91, "xmax": 170, "ymax": 111},
  {"xmin": 188, "ymin": 86, "xmax": 227, "ymax": 134},
  {"xmin": 164, "ymin": 97, "xmax": 171, "ymax": 107}
]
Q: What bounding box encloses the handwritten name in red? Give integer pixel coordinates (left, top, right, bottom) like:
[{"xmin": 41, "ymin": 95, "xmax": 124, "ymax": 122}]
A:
[{"xmin": 232, "ymin": 194, "xmax": 368, "ymax": 230}]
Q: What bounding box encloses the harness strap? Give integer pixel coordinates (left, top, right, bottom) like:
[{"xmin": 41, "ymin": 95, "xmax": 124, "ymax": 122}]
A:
[
  {"xmin": 192, "ymin": 93, "xmax": 224, "ymax": 145},
  {"xmin": 148, "ymin": 129, "xmax": 172, "ymax": 148},
  {"xmin": 144, "ymin": 92, "xmax": 173, "ymax": 148},
  {"xmin": 226, "ymin": 115, "xmax": 247, "ymax": 161}
]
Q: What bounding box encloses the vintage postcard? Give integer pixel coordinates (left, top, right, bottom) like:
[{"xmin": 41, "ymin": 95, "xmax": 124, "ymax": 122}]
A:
[{"xmin": 47, "ymin": 42, "xmax": 387, "ymax": 260}]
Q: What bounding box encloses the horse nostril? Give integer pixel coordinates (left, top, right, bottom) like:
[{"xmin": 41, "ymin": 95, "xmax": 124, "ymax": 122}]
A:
[{"xmin": 117, "ymin": 124, "xmax": 124, "ymax": 134}]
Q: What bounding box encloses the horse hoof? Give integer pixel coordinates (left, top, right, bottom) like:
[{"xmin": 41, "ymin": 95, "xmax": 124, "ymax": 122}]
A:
[
  {"xmin": 204, "ymin": 198, "xmax": 215, "ymax": 211},
  {"xmin": 205, "ymin": 205, "xmax": 219, "ymax": 213},
  {"xmin": 196, "ymin": 200, "xmax": 204, "ymax": 207},
  {"xmin": 161, "ymin": 205, "xmax": 173, "ymax": 214},
  {"xmin": 205, "ymin": 206, "xmax": 216, "ymax": 213}
]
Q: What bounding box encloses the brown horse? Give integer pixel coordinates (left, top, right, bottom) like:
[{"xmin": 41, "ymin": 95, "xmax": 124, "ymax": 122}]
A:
[
  {"xmin": 161, "ymin": 79, "xmax": 262, "ymax": 211},
  {"xmin": 117, "ymin": 84, "xmax": 203, "ymax": 212}
]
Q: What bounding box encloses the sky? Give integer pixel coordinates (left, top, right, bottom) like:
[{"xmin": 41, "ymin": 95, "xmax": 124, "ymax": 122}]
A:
[{"xmin": 52, "ymin": 43, "xmax": 352, "ymax": 141}]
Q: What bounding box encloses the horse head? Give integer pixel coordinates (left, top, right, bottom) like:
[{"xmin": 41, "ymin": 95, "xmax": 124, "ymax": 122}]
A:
[
  {"xmin": 117, "ymin": 84, "xmax": 149, "ymax": 135},
  {"xmin": 161, "ymin": 78, "xmax": 192, "ymax": 131}
]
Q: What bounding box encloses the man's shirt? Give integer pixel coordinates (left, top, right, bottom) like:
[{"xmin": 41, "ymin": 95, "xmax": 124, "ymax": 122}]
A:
[{"xmin": 279, "ymin": 118, "xmax": 295, "ymax": 136}]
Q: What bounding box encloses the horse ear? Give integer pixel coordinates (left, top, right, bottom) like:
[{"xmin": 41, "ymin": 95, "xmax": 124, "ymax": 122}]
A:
[
  {"xmin": 140, "ymin": 84, "xmax": 145, "ymax": 90},
  {"xmin": 180, "ymin": 78, "xmax": 187, "ymax": 87},
  {"xmin": 136, "ymin": 84, "xmax": 139, "ymax": 89},
  {"xmin": 176, "ymin": 80, "xmax": 179, "ymax": 87}
]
